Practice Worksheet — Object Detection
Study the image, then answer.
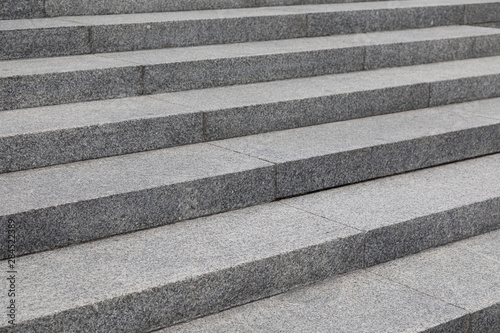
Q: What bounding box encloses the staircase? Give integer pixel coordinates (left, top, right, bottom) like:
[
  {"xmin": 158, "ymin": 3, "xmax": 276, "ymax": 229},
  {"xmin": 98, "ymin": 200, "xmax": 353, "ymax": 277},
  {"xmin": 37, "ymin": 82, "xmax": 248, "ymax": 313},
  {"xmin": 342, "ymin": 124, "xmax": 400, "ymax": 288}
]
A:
[{"xmin": 1, "ymin": 0, "xmax": 500, "ymax": 331}]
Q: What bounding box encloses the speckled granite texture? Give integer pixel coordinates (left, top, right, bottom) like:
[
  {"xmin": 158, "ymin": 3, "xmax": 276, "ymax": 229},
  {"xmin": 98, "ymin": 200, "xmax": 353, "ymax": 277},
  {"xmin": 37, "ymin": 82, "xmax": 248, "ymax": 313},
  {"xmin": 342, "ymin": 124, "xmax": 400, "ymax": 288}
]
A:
[
  {"xmin": 164, "ymin": 229, "xmax": 500, "ymax": 332},
  {"xmin": 1, "ymin": 0, "xmax": 499, "ymax": 59},
  {"xmin": 1, "ymin": 154, "xmax": 500, "ymax": 332}
]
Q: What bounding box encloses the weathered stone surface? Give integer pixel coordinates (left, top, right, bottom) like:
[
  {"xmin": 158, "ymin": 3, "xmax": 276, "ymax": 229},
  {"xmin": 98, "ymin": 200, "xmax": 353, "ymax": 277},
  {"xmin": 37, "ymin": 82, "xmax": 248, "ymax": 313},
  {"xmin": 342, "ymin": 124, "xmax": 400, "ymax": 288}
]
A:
[
  {"xmin": 162, "ymin": 271, "xmax": 468, "ymax": 333},
  {"xmin": 213, "ymin": 101, "xmax": 500, "ymax": 197},
  {"xmin": 285, "ymin": 152, "xmax": 500, "ymax": 266},
  {"xmin": 0, "ymin": 202, "xmax": 362, "ymax": 332},
  {"xmin": 0, "ymin": 144, "xmax": 275, "ymax": 257}
]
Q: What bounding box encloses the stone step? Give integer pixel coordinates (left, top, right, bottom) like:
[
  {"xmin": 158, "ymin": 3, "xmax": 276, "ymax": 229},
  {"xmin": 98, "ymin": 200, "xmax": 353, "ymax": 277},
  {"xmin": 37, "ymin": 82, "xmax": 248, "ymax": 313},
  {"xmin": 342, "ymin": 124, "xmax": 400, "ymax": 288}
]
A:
[
  {"xmin": 2, "ymin": 154, "xmax": 499, "ymax": 332},
  {"xmin": 1, "ymin": 99, "xmax": 499, "ymax": 258},
  {"xmin": 163, "ymin": 226, "xmax": 500, "ymax": 333},
  {"xmin": 2, "ymin": 26, "xmax": 500, "ymax": 112},
  {"xmin": 0, "ymin": 0, "xmax": 498, "ymax": 60},
  {"xmin": 2, "ymin": 56, "xmax": 500, "ymax": 173},
  {"xmin": 1, "ymin": 0, "xmax": 391, "ymax": 20}
]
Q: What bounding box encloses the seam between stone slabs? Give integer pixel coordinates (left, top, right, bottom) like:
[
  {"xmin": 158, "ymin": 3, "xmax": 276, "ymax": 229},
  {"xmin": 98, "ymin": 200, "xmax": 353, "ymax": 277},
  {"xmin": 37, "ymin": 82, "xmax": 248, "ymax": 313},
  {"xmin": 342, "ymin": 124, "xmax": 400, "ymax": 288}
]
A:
[
  {"xmin": 42, "ymin": 0, "xmax": 48, "ymax": 17},
  {"xmin": 362, "ymin": 45, "xmax": 367, "ymax": 70},
  {"xmin": 366, "ymin": 270, "xmax": 471, "ymax": 313},
  {"xmin": 427, "ymin": 83, "xmax": 432, "ymax": 107},
  {"xmin": 450, "ymin": 108, "xmax": 500, "ymax": 122},
  {"xmin": 206, "ymin": 141, "xmax": 279, "ymax": 165},
  {"xmin": 463, "ymin": 4, "xmax": 468, "ymax": 24},
  {"xmin": 87, "ymin": 26, "xmax": 93, "ymax": 54}
]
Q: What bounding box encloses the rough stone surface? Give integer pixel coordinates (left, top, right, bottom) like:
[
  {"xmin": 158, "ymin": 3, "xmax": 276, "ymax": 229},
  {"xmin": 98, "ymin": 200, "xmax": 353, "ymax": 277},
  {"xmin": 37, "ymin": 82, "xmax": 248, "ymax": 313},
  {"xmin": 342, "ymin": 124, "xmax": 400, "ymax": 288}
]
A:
[
  {"xmin": 213, "ymin": 102, "xmax": 500, "ymax": 197},
  {"xmin": 2, "ymin": 0, "xmax": 498, "ymax": 58},
  {"xmin": 0, "ymin": 202, "xmax": 362, "ymax": 332},
  {"xmin": 158, "ymin": 56, "xmax": 500, "ymax": 140},
  {"xmin": 307, "ymin": 6, "xmax": 464, "ymax": 36},
  {"xmin": 465, "ymin": 2, "xmax": 500, "ymax": 24},
  {"xmin": 0, "ymin": 97, "xmax": 202, "ymax": 173},
  {"xmin": 370, "ymin": 229, "xmax": 500, "ymax": 333},
  {"xmin": 0, "ymin": 56, "xmax": 142, "ymax": 111},
  {"xmin": 365, "ymin": 29, "xmax": 500, "ymax": 69},
  {"xmin": 285, "ymin": 152, "xmax": 500, "ymax": 266},
  {"xmin": 88, "ymin": 13, "xmax": 308, "ymax": 53},
  {"xmin": 0, "ymin": 27, "xmax": 89, "ymax": 60},
  {"xmin": 0, "ymin": 144, "xmax": 275, "ymax": 257},
  {"xmin": 45, "ymin": 0, "xmax": 255, "ymax": 16},
  {"xmin": 161, "ymin": 271, "xmax": 468, "ymax": 333},
  {"xmin": 0, "ymin": 0, "xmax": 44, "ymax": 19}
]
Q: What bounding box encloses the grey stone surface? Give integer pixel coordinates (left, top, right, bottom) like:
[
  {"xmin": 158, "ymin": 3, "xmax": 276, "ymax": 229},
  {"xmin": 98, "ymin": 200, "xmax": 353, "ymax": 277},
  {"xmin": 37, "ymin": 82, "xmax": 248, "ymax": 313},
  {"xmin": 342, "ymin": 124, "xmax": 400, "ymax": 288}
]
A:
[
  {"xmin": 41, "ymin": 0, "xmax": 389, "ymax": 17},
  {"xmin": 0, "ymin": 25, "xmax": 90, "ymax": 60},
  {"xmin": 157, "ymin": 55, "xmax": 500, "ymax": 140},
  {"xmin": 465, "ymin": 2, "xmax": 500, "ymax": 24},
  {"xmin": 0, "ymin": 202, "xmax": 362, "ymax": 332},
  {"xmin": 307, "ymin": 6, "xmax": 464, "ymax": 36},
  {"xmin": 285, "ymin": 152, "xmax": 500, "ymax": 266},
  {"xmin": 430, "ymin": 74, "xmax": 500, "ymax": 106},
  {"xmin": 98, "ymin": 25, "xmax": 500, "ymax": 94},
  {"xmin": 45, "ymin": 0, "xmax": 255, "ymax": 16},
  {"xmin": 0, "ymin": 144, "xmax": 274, "ymax": 257},
  {"xmin": 3, "ymin": 0, "xmax": 498, "ymax": 58},
  {"xmin": 0, "ymin": 97, "xmax": 202, "ymax": 173},
  {"xmin": 0, "ymin": 0, "xmax": 44, "ymax": 20},
  {"xmin": 85, "ymin": 11, "xmax": 308, "ymax": 53},
  {"xmin": 161, "ymin": 271, "xmax": 468, "ymax": 332},
  {"xmin": 213, "ymin": 101, "xmax": 500, "ymax": 197},
  {"xmin": 0, "ymin": 56, "xmax": 142, "ymax": 111},
  {"xmin": 370, "ymin": 229, "xmax": 500, "ymax": 333},
  {"xmin": 4, "ymin": 25, "xmax": 498, "ymax": 112},
  {"xmin": 365, "ymin": 28, "xmax": 500, "ymax": 69},
  {"xmin": 141, "ymin": 47, "xmax": 363, "ymax": 94}
]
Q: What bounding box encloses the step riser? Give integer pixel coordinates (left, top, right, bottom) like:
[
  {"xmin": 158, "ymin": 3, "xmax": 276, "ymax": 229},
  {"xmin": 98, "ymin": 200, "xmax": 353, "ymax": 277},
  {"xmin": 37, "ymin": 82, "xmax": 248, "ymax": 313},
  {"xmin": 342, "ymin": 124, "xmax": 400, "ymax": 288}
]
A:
[
  {"xmin": 0, "ymin": 167, "xmax": 275, "ymax": 259},
  {"xmin": 4, "ymin": 70, "xmax": 500, "ymax": 173},
  {"xmin": 364, "ymin": 198, "xmax": 500, "ymax": 267},
  {"xmin": 2, "ymin": 120, "xmax": 499, "ymax": 258},
  {"xmin": 274, "ymin": 125, "xmax": 500, "ymax": 198},
  {"xmin": 4, "ymin": 196, "xmax": 499, "ymax": 332},
  {"xmin": 2, "ymin": 2, "xmax": 498, "ymax": 60},
  {"xmin": 0, "ymin": 0, "xmax": 391, "ymax": 20}
]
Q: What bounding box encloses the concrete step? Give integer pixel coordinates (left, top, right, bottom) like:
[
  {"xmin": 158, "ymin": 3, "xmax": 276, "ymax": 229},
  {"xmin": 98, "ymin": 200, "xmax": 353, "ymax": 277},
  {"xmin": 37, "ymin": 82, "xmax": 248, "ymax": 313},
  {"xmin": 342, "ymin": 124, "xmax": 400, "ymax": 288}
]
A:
[
  {"xmin": 2, "ymin": 154, "xmax": 499, "ymax": 332},
  {"xmin": 1, "ymin": 99, "xmax": 499, "ymax": 258},
  {"xmin": 2, "ymin": 57, "xmax": 500, "ymax": 173},
  {"xmin": 2, "ymin": 26, "xmax": 500, "ymax": 112},
  {"xmin": 0, "ymin": 0, "xmax": 499, "ymax": 59},
  {"xmin": 163, "ymin": 226, "xmax": 500, "ymax": 333},
  {"xmin": 1, "ymin": 0, "xmax": 391, "ymax": 20}
]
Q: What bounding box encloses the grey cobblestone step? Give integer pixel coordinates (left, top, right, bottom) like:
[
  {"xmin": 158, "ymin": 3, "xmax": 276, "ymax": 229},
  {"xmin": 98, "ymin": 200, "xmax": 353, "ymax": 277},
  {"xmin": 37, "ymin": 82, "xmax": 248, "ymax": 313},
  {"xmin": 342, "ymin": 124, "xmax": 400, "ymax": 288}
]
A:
[
  {"xmin": 1, "ymin": 99, "xmax": 499, "ymax": 258},
  {"xmin": 2, "ymin": 56, "xmax": 500, "ymax": 173},
  {"xmin": 1, "ymin": 26, "xmax": 500, "ymax": 112},
  {"xmin": 0, "ymin": 0, "xmax": 391, "ymax": 20},
  {"xmin": 1, "ymin": 154, "xmax": 498, "ymax": 332},
  {"xmin": 163, "ymin": 226, "xmax": 500, "ymax": 333},
  {"xmin": 0, "ymin": 0, "xmax": 498, "ymax": 59}
]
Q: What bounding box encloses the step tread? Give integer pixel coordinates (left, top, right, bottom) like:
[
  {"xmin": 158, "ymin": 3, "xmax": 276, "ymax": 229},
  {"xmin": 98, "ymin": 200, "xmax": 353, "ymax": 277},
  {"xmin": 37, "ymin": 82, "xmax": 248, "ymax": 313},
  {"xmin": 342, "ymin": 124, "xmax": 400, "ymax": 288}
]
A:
[
  {"xmin": 163, "ymin": 227, "xmax": 500, "ymax": 332},
  {"xmin": 1, "ymin": 25, "xmax": 498, "ymax": 77},
  {"xmin": 4, "ymin": 153, "xmax": 499, "ymax": 331}
]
